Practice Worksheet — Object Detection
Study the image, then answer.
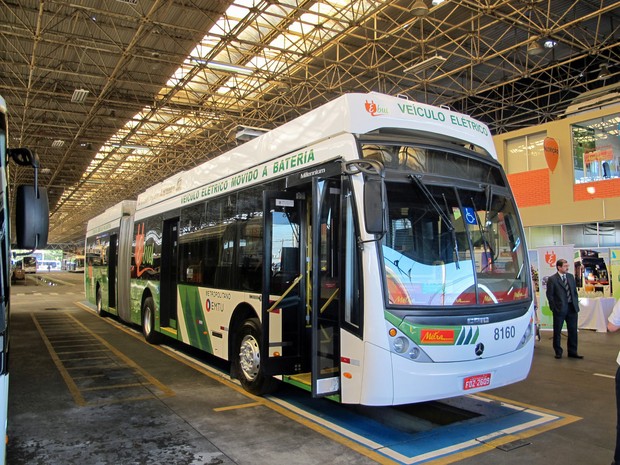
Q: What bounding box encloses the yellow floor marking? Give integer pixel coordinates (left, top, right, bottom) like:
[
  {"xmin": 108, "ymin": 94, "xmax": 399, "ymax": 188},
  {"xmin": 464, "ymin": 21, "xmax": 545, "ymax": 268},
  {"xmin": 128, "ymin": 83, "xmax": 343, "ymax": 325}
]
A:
[
  {"xmin": 74, "ymin": 301, "xmax": 398, "ymax": 465},
  {"xmin": 213, "ymin": 401, "xmax": 262, "ymax": 412},
  {"xmin": 74, "ymin": 301, "xmax": 581, "ymax": 465},
  {"xmin": 33, "ymin": 310, "xmax": 175, "ymax": 407},
  {"xmin": 31, "ymin": 314, "xmax": 86, "ymax": 406},
  {"xmin": 64, "ymin": 312, "xmax": 175, "ymax": 399}
]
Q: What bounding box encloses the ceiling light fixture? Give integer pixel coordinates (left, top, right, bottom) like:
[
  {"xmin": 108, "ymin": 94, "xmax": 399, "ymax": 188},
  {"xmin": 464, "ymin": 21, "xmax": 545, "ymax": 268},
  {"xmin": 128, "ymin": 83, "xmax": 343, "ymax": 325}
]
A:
[
  {"xmin": 51, "ymin": 140, "xmax": 65, "ymax": 147},
  {"xmin": 527, "ymin": 40, "xmax": 544, "ymax": 56},
  {"xmin": 236, "ymin": 126, "xmax": 267, "ymax": 142},
  {"xmin": 544, "ymin": 39, "xmax": 557, "ymax": 49},
  {"xmin": 411, "ymin": 0, "xmax": 429, "ymax": 17},
  {"xmin": 206, "ymin": 60, "xmax": 254, "ymax": 75},
  {"xmin": 598, "ymin": 64, "xmax": 610, "ymax": 80},
  {"xmin": 71, "ymin": 88, "xmax": 89, "ymax": 103},
  {"xmin": 431, "ymin": 0, "xmax": 445, "ymax": 5},
  {"xmin": 404, "ymin": 55, "xmax": 446, "ymax": 74}
]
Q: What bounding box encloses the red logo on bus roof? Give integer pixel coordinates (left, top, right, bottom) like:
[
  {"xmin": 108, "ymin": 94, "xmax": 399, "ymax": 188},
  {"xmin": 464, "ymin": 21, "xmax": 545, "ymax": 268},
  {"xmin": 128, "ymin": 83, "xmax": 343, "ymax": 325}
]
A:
[{"xmin": 364, "ymin": 100, "xmax": 387, "ymax": 117}]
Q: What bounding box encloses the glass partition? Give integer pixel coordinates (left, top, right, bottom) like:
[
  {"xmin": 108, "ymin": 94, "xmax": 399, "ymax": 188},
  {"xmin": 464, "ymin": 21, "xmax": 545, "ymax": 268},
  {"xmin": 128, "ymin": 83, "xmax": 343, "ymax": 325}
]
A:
[{"xmin": 572, "ymin": 112, "xmax": 620, "ymax": 183}]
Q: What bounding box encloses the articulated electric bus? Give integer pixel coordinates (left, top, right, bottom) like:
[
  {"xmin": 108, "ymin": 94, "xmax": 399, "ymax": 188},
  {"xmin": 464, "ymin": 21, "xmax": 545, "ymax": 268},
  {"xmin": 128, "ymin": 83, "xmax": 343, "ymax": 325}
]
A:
[
  {"xmin": 0, "ymin": 95, "xmax": 49, "ymax": 463},
  {"xmin": 86, "ymin": 92, "xmax": 534, "ymax": 405},
  {"xmin": 21, "ymin": 256, "xmax": 37, "ymax": 274},
  {"xmin": 66, "ymin": 255, "xmax": 85, "ymax": 273}
]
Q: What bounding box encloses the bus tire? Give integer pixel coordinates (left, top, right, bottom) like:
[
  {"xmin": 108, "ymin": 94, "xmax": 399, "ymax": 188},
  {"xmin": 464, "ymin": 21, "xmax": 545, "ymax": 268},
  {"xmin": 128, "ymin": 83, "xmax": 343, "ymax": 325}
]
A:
[
  {"xmin": 235, "ymin": 318, "xmax": 277, "ymax": 395},
  {"xmin": 96, "ymin": 286, "xmax": 105, "ymax": 317},
  {"xmin": 142, "ymin": 297, "xmax": 161, "ymax": 344}
]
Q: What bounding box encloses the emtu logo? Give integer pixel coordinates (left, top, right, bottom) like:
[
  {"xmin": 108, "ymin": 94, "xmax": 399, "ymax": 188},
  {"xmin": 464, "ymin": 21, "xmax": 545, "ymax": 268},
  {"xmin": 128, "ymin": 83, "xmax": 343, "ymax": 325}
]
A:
[{"xmin": 364, "ymin": 100, "xmax": 388, "ymax": 116}]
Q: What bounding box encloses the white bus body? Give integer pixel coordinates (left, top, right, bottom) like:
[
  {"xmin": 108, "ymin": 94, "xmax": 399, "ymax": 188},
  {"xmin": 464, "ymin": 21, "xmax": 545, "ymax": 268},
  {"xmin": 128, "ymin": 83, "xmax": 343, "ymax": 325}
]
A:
[
  {"xmin": 1, "ymin": 95, "xmax": 50, "ymax": 463},
  {"xmin": 87, "ymin": 93, "xmax": 534, "ymax": 405}
]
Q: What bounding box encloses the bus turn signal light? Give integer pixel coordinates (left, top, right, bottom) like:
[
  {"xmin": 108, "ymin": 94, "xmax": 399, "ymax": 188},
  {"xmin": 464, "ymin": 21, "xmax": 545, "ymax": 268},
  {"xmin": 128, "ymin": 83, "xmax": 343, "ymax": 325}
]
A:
[{"xmin": 388, "ymin": 328, "xmax": 397, "ymax": 337}]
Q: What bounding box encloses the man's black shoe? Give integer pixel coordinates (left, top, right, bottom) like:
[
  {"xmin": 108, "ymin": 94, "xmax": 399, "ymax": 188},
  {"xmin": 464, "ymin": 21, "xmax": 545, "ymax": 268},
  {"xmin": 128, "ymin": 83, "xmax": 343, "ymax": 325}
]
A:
[
  {"xmin": 568, "ymin": 354, "xmax": 584, "ymax": 359},
  {"xmin": 554, "ymin": 354, "xmax": 562, "ymax": 359}
]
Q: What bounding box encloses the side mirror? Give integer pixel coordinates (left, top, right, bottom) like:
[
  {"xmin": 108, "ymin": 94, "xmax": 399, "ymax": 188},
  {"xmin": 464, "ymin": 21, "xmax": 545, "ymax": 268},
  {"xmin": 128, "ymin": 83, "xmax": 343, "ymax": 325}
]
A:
[
  {"xmin": 15, "ymin": 185, "xmax": 49, "ymax": 250},
  {"xmin": 364, "ymin": 178, "xmax": 386, "ymax": 235},
  {"xmin": 8, "ymin": 148, "xmax": 39, "ymax": 168}
]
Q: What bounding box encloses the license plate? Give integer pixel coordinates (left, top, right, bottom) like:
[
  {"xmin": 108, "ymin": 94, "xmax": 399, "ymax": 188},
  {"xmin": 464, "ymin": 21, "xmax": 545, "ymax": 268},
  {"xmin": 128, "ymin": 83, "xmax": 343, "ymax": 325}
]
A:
[{"xmin": 463, "ymin": 373, "xmax": 491, "ymax": 390}]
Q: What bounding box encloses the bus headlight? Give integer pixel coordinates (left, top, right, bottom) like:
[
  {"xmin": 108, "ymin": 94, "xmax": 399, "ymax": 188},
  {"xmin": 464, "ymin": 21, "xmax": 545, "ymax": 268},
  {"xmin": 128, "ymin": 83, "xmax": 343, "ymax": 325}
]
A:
[
  {"xmin": 393, "ymin": 336, "xmax": 409, "ymax": 353},
  {"xmin": 387, "ymin": 325, "xmax": 433, "ymax": 362},
  {"xmin": 516, "ymin": 316, "xmax": 534, "ymax": 350}
]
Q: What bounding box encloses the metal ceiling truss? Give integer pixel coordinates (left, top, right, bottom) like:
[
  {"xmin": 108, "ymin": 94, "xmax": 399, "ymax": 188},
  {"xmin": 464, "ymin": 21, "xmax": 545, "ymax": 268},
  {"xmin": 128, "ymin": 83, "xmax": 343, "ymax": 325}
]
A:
[{"xmin": 1, "ymin": 0, "xmax": 618, "ymax": 244}]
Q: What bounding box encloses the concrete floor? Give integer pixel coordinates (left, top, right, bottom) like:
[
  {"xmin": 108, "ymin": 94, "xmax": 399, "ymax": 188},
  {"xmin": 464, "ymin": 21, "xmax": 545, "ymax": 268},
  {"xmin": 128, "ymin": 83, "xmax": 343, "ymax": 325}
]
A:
[{"xmin": 7, "ymin": 272, "xmax": 619, "ymax": 464}]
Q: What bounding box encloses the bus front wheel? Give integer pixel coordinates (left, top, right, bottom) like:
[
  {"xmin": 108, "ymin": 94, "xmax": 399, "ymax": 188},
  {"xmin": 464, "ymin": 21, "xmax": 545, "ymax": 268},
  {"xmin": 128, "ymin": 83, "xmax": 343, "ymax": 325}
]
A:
[
  {"xmin": 235, "ymin": 318, "xmax": 277, "ymax": 395},
  {"xmin": 142, "ymin": 297, "xmax": 161, "ymax": 344}
]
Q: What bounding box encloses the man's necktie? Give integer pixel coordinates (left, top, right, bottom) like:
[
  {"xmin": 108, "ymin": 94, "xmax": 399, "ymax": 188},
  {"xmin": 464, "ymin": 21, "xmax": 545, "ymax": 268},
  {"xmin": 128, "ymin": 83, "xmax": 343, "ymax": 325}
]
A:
[{"xmin": 562, "ymin": 275, "xmax": 571, "ymax": 302}]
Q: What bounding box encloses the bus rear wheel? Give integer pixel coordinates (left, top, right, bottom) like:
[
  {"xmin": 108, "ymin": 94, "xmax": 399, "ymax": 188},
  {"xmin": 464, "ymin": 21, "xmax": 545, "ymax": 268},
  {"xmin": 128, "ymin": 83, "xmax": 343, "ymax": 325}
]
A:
[
  {"xmin": 142, "ymin": 297, "xmax": 161, "ymax": 344},
  {"xmin": 235, "ymin": 318, "xmax": 277, "ymax": 395}
]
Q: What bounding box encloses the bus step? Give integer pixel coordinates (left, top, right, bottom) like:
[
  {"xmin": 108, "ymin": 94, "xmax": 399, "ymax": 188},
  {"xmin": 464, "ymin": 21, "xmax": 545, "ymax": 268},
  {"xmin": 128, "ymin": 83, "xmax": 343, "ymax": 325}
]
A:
[
  {"xmin": 288, "ymin": 372, "xmax": 311, "ymax": 386},
  {"xmin": 160, "ymin": 326, "xmax": 177, "ymax": 337}
]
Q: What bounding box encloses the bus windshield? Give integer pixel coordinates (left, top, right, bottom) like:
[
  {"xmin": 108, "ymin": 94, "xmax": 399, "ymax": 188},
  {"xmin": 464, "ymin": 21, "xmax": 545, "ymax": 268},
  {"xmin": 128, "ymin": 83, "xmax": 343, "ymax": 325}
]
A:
[{"xmin": 376, "ymin": 148, "xmax": 529, "ymax": 308}]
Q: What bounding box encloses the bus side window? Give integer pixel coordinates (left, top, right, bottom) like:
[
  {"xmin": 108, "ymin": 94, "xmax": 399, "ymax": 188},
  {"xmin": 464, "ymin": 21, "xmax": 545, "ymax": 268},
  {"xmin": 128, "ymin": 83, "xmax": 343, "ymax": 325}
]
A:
[
  {"xmin": 236, "ymin": 187, "xmax": 263, "ymax": 292},
  {"xmin": 237, "ymin": 218, "xmax": 263, "ymax": 292},
  {"xmin": 210, "ymin": 195, "xmax": 236, "ymax": 289}
]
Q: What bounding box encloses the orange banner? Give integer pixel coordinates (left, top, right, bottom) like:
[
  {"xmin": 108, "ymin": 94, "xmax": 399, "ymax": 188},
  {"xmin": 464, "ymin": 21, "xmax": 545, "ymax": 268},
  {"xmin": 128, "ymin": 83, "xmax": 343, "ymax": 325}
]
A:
[{"xmin": 584, "ymin": 147, "xmax": 613, "ymax": 163}]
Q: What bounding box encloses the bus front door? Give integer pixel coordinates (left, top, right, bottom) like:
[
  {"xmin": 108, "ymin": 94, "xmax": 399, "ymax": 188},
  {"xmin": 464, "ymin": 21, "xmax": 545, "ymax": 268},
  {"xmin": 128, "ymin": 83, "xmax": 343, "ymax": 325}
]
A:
[
  {"xmin": 261, "ymin": 191, "xmax": 307, "ymax": 377},
  {"xmin": 310, "ymin": 178, "xmax": 341, "ymax": 398}
]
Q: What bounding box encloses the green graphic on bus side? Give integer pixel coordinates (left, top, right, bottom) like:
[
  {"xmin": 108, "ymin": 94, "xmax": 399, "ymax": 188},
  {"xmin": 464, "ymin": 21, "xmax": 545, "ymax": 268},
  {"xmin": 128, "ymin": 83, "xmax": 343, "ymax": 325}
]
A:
[
  {"xmin": 86, "ymin": 266, "xmax": 108, "ymax": 307},
  {"xmin": 178, "ymin": 285, "xmax": 213, "ymax": 354}
]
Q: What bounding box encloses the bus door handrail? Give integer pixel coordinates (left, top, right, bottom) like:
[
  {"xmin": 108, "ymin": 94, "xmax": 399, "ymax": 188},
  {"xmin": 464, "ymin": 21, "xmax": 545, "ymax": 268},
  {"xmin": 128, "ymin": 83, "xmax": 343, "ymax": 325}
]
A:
[
  {"xmin": 268, "ymin": 274, "xmax": 303, "ymax": 313},
  {"xmin": 320, "ymin": 288, "xmax": 339, "ymax": 313}
]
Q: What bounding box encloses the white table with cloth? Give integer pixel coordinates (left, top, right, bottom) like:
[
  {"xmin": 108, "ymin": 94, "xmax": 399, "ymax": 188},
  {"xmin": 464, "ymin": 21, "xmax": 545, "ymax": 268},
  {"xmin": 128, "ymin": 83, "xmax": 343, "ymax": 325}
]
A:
[{"xmin": 578, "ymin": 297, "xmax": 616, "ymax": 332}]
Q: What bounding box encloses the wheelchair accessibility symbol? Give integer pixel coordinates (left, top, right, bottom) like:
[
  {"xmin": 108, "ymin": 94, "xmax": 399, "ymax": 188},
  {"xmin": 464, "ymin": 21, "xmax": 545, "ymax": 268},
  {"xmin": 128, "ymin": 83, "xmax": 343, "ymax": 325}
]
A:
[{"xmin": 463, "ymin": 207, "xmax": 478, "ymax": 225}]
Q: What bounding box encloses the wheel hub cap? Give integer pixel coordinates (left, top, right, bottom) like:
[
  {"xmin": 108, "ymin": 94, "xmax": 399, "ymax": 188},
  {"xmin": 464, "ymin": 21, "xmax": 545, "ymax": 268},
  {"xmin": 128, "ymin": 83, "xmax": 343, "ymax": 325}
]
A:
[{"xmin": 239, "ymin": 335, "xmax": 260, "ymax": 381}]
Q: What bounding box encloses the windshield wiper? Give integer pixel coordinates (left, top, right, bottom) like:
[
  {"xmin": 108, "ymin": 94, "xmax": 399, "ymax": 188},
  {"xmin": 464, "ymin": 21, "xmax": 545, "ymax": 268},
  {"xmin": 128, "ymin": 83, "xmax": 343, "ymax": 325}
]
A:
[
  {"xmin": 471, "ymin": 195, "xmax": 494, "ymax": 271},
  {"xmin": 484, "ymin": 184, "xmax": 493, "ymax": 230},
  {"xmin": 409, "ymin": 175, "xmax": 460, "ymax": 268},
  {"xmin": 410, "ymin": 175, "xmax": 454, "ymax": 231},
  {"xmin": 390, "ymin": 254, "xmax": 413, "ymax": 281}
]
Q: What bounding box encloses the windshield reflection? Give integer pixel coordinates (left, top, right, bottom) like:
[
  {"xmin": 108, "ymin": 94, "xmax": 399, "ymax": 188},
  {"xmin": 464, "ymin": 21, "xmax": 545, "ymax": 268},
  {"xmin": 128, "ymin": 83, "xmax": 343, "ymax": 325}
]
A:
[{"xmin": 382, "ymin": 180, "xmax": 529, "ymax": 307}]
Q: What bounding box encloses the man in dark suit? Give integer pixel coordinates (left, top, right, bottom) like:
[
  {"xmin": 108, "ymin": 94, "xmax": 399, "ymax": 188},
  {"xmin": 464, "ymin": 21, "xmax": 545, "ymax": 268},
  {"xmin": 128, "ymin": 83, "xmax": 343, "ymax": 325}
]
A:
[{"xmin": 546, "ymin": 258, "xmax": 582, "ymax": 359}]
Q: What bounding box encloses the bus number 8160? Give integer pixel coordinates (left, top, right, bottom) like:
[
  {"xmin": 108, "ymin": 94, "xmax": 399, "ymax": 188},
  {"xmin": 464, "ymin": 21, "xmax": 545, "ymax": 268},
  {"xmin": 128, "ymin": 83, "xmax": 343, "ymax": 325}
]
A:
[{"xmin": 494, "ymin": 326, "xmax": 516, "ymax": 340}]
